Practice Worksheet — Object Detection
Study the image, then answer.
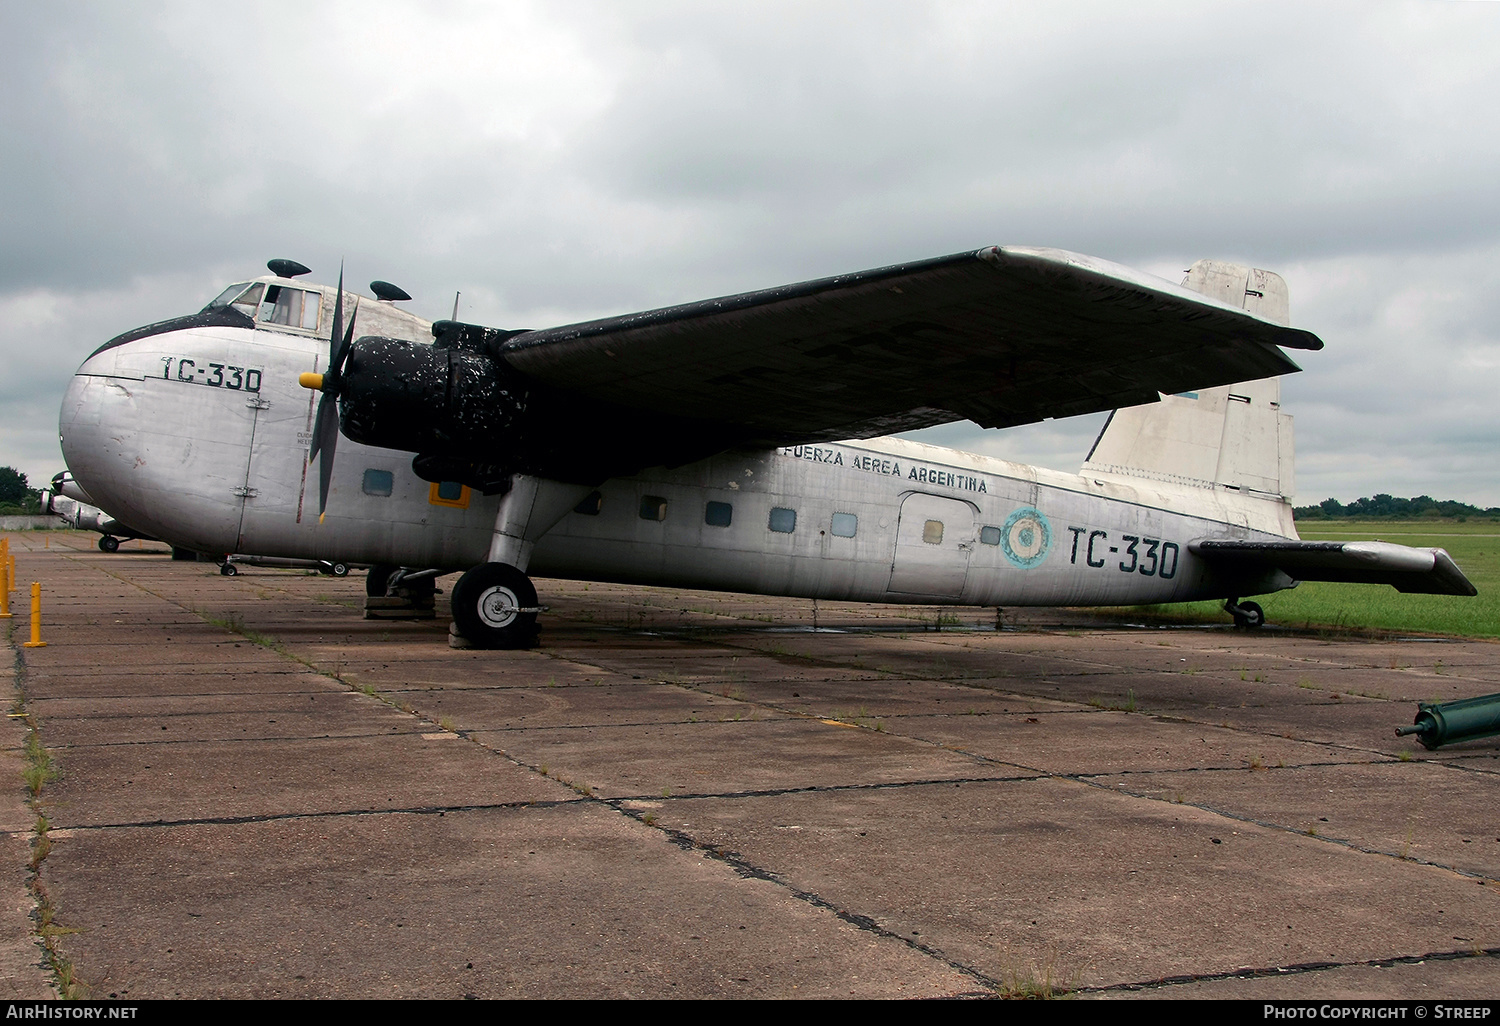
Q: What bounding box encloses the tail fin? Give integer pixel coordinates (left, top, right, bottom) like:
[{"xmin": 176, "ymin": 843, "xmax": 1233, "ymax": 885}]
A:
[{"xmin": 1080, "ymin": 260, "xmax": 1296, "ymax": 500}]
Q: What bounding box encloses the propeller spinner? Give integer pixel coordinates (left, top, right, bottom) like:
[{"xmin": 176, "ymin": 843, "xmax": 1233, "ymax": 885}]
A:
[{"xmin": 299, "ymin": 267, "xmax": 358, "ymax": 520}]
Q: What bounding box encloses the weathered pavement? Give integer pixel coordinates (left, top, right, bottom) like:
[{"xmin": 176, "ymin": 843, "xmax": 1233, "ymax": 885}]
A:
[{"xmin": 4, "ymin": 530, "xmax": 1499, "ymax": 999}]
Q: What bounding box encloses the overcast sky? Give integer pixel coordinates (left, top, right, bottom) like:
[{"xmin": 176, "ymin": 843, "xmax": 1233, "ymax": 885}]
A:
[{"xmin": 3, "ymin": 1, "xmax": 1497, "ymax": 505}]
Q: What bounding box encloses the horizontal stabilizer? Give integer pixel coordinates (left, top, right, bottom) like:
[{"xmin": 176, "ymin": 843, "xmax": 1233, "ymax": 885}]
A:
[{"xmin": 1189, "ymin": 540, "xmax": 1477, "ymax": 596}]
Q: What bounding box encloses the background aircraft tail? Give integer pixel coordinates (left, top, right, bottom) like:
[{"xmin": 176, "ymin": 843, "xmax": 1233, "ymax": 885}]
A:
[{"xmin": 1080, "ymin": 260, "xmax": 1296, "ymax": 503}]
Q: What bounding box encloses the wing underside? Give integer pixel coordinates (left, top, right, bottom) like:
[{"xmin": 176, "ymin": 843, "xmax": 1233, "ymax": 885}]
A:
[
  {"xmin": 1190, "ymin": 540, "xmax": 1478, "ymax": 596},
  {"xmin": 502, "ymin": 246, "xmax": 1323, "ymax": 456}
]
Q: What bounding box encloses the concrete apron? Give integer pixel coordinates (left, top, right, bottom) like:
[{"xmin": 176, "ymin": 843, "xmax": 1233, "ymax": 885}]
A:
[{"xmin": 5, "ymin": 530, "xmax": 1499, "ymax": 999}]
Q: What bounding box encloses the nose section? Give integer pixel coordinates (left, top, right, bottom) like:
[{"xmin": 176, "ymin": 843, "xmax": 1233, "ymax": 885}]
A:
[{"xmin": 59, "ymin": 364, "xmax": 142, "ymax": 528}]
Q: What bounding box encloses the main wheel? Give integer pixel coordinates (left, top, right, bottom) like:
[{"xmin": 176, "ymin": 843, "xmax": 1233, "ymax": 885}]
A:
[
  {"xmin": 451, "ymin": 563, "xmax": 538, "ymax": 649},
  {"xmin": 98, "ymin": 535, "xmax": 119, "ymax": 553},
  {"xmin": 1232, "ymin": 600, "xmax": 1265, "ymax": 629},
  {"xmin": 366, "ymin": 564, "xmax": 398, "ymax": 597}
]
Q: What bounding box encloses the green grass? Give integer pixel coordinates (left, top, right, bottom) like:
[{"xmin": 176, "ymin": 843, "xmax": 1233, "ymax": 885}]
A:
[{"xmin": 1115, "ymin": 519, "xmax": 1500, "ymax": 638}]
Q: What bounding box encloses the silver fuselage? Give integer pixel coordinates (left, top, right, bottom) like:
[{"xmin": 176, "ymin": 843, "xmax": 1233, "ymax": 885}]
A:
[{"xmin": 60, "ymin": 312, "xmax": 1297, "ymax": 606}]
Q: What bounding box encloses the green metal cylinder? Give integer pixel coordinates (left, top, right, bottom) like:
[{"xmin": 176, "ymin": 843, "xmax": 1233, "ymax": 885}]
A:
[{"xmin": 1395, "ymin": 692, "xmax": 1500, "ymax": 750}]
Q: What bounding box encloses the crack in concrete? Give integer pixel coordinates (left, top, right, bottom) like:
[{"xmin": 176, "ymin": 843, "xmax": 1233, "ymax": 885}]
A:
[
  {"xmin": 52, "ymin": 797, "xmax": 588, "ymax": 833},
  {"xmin": 43, "ymin": 728, "xmax": 451, "ymax": 749},
  {"xmin": 7, "ymin": 615, "xmax": 67, "ymax": 997},
  {"xmin": 607, "ymin": 800, "xmax": 1007, "ymax": 996},
  {"xmin": 1080, "ymin": 945, "xmax": 1500, "ymax": 994}
]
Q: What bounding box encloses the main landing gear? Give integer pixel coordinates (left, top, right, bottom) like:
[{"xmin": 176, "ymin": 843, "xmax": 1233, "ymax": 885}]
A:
[
  {"xmin": 442, "ymin": 475, "xmax": 588, "ymax": 649},
  {"xmin": 451, "ymin": 563, "xmax": 541, "ymax": 650},
  {"xmin": 1224, "ymin": 598, "xmax": 1265, "ymax": 629}
]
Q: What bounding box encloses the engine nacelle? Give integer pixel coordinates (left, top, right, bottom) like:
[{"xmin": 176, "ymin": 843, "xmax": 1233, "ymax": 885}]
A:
[{"xmin": 337, "ymin": 337, "xmax": 529, "ymax": 459}]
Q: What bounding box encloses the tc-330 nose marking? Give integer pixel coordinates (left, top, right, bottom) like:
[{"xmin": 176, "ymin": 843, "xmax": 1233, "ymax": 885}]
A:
[{"xmin": 161, "ymin": 356, "xmax": 263, "ymax": 392}]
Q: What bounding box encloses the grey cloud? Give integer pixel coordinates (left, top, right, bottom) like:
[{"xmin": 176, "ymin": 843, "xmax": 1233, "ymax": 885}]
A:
[{"xmin": 2, "ymin": 1, "xmax": 1497, "ymax": 503}]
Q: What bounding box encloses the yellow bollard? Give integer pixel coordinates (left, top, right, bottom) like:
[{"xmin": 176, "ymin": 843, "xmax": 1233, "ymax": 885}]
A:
[
  {"xmin": 0, "ymin": 540, "xmax": 9, "ymax": 619},
  {"xmin": 22, "ymin": 583, "xmax": 46, "ymax": 648}
]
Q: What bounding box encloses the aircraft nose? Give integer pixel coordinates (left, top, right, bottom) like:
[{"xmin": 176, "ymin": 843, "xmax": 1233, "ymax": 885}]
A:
[
  {"xmin": 61, "ymin": 326, "xmax": 297, "ymax": 554},
  {"xmin": 59, "ymin": 364, "xmax": 141, "ymax": 526}
]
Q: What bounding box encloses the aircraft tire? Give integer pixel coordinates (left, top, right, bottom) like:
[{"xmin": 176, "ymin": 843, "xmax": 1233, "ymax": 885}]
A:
[
  {"xmin": 1232, "ymin": 601, "xmax": 1265, "ymax": 629},
  {"xmin": 326, "ymin": 562, "xmax": 350, "ymax": 577},
  {"xmin": 366, "ymin": 564, "xmax": 398, "ymax": 597},
  {"xmin": 451, "ymin": 563, "xmax": 538, "ymax": 650},
  {"xmin": 98, "ymin": 535, "xmax": 119, "ymax": 553},
  {"xmin": 219, "ymin": 562, "xmax": 238, "ymax": 577}
]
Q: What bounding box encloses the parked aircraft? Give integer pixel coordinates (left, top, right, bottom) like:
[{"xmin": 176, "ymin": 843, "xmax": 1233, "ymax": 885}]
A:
[
  {"xmin": 58, "ymin": 248, "xmax": 1475, "ymax": 647},
  {"xmin": 40, "ymin": 471, "xmax": 154, "ymax": 552},
  {"xmin": 40, "ymin": 471, "xmax": 349, "ymax": 576}
]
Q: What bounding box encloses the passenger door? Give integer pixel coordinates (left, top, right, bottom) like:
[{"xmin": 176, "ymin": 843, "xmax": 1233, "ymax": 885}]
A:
[{"xmin": 887, "ymin": 492, "xmax": 976, "ymax": 597}]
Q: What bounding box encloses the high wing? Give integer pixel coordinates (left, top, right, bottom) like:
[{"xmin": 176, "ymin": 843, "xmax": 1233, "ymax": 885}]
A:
[
  {"xmin": 502, "ymin": 246, "xmax": 1323, "ymax": 456},
  {"xmin": 1191, "ymin": 540, "xmax": 1478, "ymax": 596}
]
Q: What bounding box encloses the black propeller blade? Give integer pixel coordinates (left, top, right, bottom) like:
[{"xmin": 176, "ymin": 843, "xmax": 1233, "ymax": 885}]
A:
[{"xmin": 305, "ymin": 266, "xmax": 357, "ymax": 520}]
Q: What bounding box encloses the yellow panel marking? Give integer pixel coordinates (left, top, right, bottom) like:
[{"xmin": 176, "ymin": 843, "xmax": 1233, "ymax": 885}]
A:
[{"xmin": 429, "ymin": 482, "xmax": 471, "ymax": 509}]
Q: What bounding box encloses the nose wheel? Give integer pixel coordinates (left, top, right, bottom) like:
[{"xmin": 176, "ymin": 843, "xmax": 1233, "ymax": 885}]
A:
[
  {"xmin": 451, "ymin": 563, "xmax": 541, "ymax": 649},
  {"xmin": 98, "ymin": 535, "xmax": 119, "ymax": 553}
]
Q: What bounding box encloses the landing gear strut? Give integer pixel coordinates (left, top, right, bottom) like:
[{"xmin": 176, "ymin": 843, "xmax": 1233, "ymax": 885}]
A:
[
  {"xmin": 363, "ymin": 564, "xmax": 438, "ymax": 619},
  {"xmin": 451, "ymin": 563, "xmax": 540, "ymax": 649},
  {"xmin": 1224, "ymin": 598, "xmax": 1265, "ymax": 629}
]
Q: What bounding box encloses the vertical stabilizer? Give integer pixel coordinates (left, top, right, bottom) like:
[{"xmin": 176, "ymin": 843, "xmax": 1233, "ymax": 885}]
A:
[{"xmin": 1080, "ymin": 260, "xmax": 1296, "ymax": 501}]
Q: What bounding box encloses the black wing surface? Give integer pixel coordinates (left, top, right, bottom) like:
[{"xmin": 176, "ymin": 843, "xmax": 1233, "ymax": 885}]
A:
[
  {"xmin": 1191, "ymin": 540, "xmax": 1477, "ymax": 596},
  {"xmin": 503, "ymin": 246, "xmax": 1323, "ymax": 452}
]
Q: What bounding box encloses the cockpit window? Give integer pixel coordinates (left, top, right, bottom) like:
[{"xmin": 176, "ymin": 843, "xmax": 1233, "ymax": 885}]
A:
[
  {"xmin": 205, "ymin": 283, "xmax": 253, "ymax": 310},
  {"xmin": 259, "ymin": 285, "xmax": 321, "ymax": 331},
  {"xmin": 229, "ymin": 283, "xmax": 264, "ymax": 318}
]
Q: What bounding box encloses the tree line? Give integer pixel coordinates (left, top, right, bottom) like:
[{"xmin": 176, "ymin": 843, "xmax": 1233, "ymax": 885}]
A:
[
  {"xmin": 0, "ymin": 467, "xmax": 42, "ymax": 515},
  {"xmin": 1294, "ymin": 494, "xmax": 1500, "ymax": 520}
]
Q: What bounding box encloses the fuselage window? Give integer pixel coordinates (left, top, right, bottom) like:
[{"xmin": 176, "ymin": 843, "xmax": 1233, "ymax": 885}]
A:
[
  {"xmin": 768, "ymin": 507, "xmax": 797, "ymax": 533},
  {"xmin": 831, "ymin": 512, "xmax": 857, "ymax": 537},
  {"xmin": 922, "ymin": 520, "xmax": 945, "ymax": 545},
  {"xmin": 979, "ymin": 526, "xmax": 1001, "ymax": 546},
  {"xmin": 705, "ymin": 501, "xmax": 732, "ymax": 527},
  {"xmin": 429, "ymin": 481, "xmax": 470, "ymax": 508},
  {"xmin": 574, "ymin": 491, "xmax": 603, "ymax": 516},
  {"xmin": 362, "ymin": 469, "xmax": 394, "ymax": 497},
  {"xmin": 640, "ymin": 495, "xmax": 668, "ymax": 521},
  {"xmin": 260, "ymin": 285, "xmax": 320, "ymax": 331}
]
